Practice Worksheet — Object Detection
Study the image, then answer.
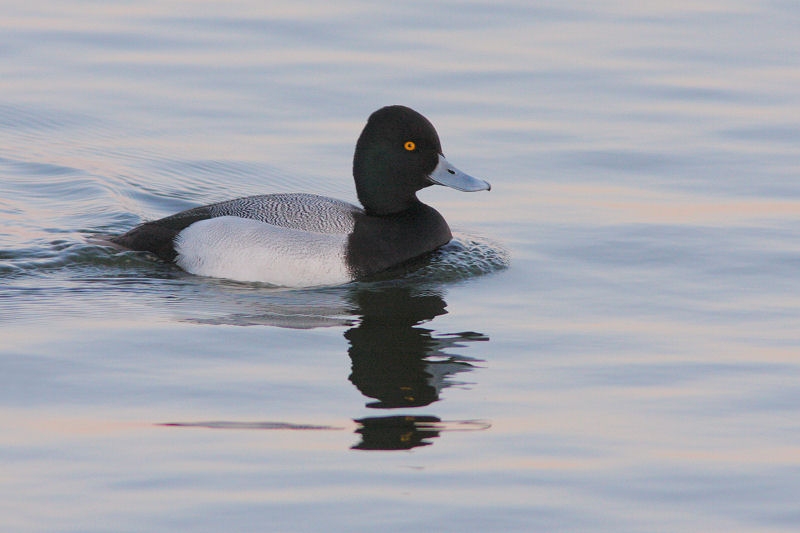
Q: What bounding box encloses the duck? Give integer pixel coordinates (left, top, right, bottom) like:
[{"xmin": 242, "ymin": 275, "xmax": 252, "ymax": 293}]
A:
[{"xmin": 110, "ymin": 105, "xmax": 491, "ymax": 287}]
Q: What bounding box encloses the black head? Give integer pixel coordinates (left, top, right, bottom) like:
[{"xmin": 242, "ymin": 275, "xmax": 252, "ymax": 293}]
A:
[{"xmin": 352, "ymin": 106, "xmax": 445, "ymax": 215}]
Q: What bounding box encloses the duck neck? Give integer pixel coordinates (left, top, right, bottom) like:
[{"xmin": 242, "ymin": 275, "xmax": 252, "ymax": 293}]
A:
[{"xmin": 362, "ymin": 194, "xmax": 424, "ymax": 217}]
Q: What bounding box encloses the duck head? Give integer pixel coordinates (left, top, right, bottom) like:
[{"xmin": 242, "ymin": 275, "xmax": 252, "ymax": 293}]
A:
[{"xmin": 353, "ymin": 105, "xmax": 490, "ymax": 216}]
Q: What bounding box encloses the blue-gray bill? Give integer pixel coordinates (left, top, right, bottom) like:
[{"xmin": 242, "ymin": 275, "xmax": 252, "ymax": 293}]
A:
[{"xmin": 428, "ymin": 154, "xmax": 491, "ymax": 192}]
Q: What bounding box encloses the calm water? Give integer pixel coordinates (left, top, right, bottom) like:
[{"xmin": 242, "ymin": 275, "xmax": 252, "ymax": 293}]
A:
[{"xmin": 2, "ymin": 1, "xmax": 800, "ymax": 531}]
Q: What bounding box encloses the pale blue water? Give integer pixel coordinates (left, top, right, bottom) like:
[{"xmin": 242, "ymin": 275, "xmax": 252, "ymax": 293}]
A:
[{"xmin": 2, "ymin": 1, "xmax": 800, "ymax": 532}]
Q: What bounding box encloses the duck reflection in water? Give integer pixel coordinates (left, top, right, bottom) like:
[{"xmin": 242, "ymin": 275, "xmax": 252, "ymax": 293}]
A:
[
  {"xmin": 345, "ymin": 285, "xmax": 489, "ymax": 450},
  {"xmin": 346, "ymin": 285, "xmax": 486, "ymax": 409},
  {"xmin": 174, "ymin": 281, "xmax": 490, "ymax": 450}
]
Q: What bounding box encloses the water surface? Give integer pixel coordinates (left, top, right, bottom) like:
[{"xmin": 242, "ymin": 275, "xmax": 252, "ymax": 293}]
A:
[{"xmin": 2, "ymin": 1, "xmax": 800, "ymax": 532}]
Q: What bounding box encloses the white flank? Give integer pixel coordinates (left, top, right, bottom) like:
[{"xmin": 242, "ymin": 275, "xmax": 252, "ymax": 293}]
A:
[{"xmin": 174, "ymin": 216, "xmax": 352, "ymax": 287}]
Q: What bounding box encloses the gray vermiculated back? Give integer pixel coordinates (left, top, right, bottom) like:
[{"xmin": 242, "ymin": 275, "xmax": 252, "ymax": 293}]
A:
[{"xmin": 208, "ymin": 193, "xmax": 361, "ymax": 234}]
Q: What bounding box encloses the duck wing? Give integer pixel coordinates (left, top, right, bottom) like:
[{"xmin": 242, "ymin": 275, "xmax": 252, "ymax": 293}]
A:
[{"xmin": 111, "ymin": 193, "xmax": 362, "ymax": 261}]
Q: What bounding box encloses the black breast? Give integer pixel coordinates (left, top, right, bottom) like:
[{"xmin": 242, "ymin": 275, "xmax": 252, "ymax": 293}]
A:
[{"xmin": 345, "ymin": 202, "xmax": 452, "ymax": 278}]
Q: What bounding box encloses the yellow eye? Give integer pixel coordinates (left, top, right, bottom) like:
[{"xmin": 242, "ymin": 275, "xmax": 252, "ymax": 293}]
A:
[{"xmin": 404, "ymin": 141, "xmax": 416, "ymax": 151}]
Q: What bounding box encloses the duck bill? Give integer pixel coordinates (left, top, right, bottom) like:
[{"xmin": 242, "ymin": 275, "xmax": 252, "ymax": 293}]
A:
[{"xmin": 427, "ymin": 154, "xmax": 491, "ymax": 192}]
